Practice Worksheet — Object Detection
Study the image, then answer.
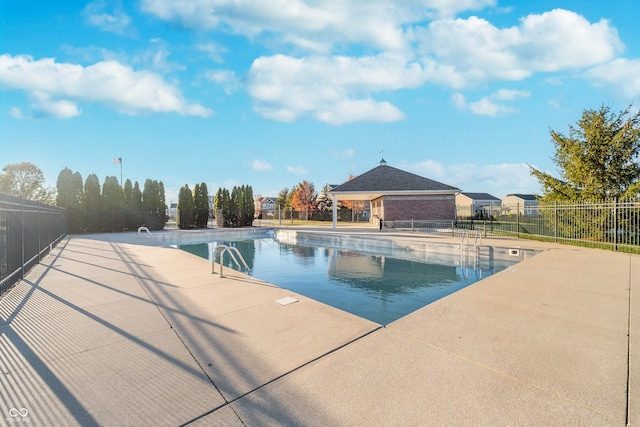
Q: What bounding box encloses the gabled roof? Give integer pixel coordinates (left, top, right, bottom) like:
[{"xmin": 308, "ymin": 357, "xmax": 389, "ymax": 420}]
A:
[
  {"xmin": 459, "ymin": 192, "xmax": 500, "ymax": 201},
  {"xmin": 329, "ymin": 163, "xmax": 460, "ymax": 200},
  {"xmin": 505, "ymin": 193, "xmax": 537, "ymax": 201}
]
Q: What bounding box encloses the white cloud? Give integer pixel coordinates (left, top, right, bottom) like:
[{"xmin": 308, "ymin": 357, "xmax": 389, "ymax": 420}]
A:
[
  {"xmin": 205, "ymin": 69, "xmax": 240, "ymax": 94},
  {"xmin": 133, "ymin": 39, "xmax": 185, "ymax": 72},
  {"xmin": 331, "ymin": 149, "xmax": 356, "ymax": 159},
  {"xmin": 83, "ymin": 0, "xmax": 135, "ymax": 37},
  {"xmin": 248, "ymin": 53, "xmax": 422, "ymax": 124},
  {"xmin": 586, "ymin": 58, "xmax": 640, "ymax": 99},
  {"xmin": 196, "ymin": 41, "xmax": 228, "ymax": 63},
  {"xmin": 251, "ymin": 159, "xmax": 274, "ymax": 171},
  {"xmin": 452, "ymin": 89, "xmax": 530, "ymax": 116},
  {"xmin": 135, "ymin": 3, "xmax": 624, "ymax": 125},
  {"xmin": 415, "ymin": 9, "xmax": 622, "ymax": 88},
  {"xmin": 402, "ymin": 160, "xmax": 540, "ymax": 197},
  {"xmin": 0, "ymin": 54, "xmax": 213, "ymax": 118},
  {"xmin": 140, "ymin": 0, "xmax": 496, "ymax": 53},
  {"xmin": 33, "ymin": 94, "xmax": 81, "ymax": 118},
  {"xmin": 8, "ymin": 107, "xmax": 24, "ymax": 119},
  {"xmin": 286, "ymin": 165, "xmax": 308, "ymax": 175}
]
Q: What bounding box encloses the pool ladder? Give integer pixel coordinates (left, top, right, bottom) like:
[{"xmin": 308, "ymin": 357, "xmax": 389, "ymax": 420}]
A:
[
  {"xmin": 461, "ymin": 229, "xmax": 480, "ymax": 256},
  {"xmin": 212, "ymin": 245, "xmax": 251, "ymax": 278}
]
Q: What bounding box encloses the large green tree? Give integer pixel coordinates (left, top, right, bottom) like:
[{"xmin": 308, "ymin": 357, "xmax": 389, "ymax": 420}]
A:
[
  {"xmin": 0, "ymin": 162, "xmax": 55, "ymax": 202},
  {"xmin": 530, "ymin": 105, "xmax": 640, "ymax": 201}
]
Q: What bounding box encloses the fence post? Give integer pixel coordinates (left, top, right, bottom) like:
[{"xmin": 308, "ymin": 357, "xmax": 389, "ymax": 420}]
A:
[
  {"xmin": 20, "ymin": 196, "xmax": 25, "ymax": 280},
  {"xmin": 614, "ymin": 197, "xmax": 618, "ymax": 251},
  {"xmin": 554, "ymin": 201, "xmax": 558, "ymax": 243},
  {"xmin": 517, "ymin": 202, "xmax": 520, "ymax": 238},
  {"xmin": 38, "ymin": 201, "xmax": 41, "ymax": 262}
]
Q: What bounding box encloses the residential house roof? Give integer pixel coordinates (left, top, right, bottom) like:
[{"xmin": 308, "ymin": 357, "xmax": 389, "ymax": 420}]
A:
[
  {"xmin": 459, "ymin": 192, "xmax": 500, "ymax": 201},
  {"xmin": 505, "ymin": 194, "xmax": 538, "ymax": 201}
]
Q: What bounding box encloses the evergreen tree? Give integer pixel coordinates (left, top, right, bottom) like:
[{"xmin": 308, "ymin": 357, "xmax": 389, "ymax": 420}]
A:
[
  {"xmin": 123, "ymin": 179, "xmax": 133, "ymax": 210},
  {"xmin": 177, "ymin": 184, "xmax": 194, "ymax": 229},
  {"xmin": 316, "ymin": 184, "xmax": 333, "ymax": 220},
  {"xmin": 132, "ymin": 181, "xmax": 142, "ymax": 210},
  {"xmin": 241, "ymin": 185, "xmax": 255, "ymax": 226},
  {"xmin": 531, "ymin": 104, "xmax": 640, "ymax": 201},
  {"xmin": 276, "ymin": 188, "xmax": 290, "ymax": 210},
  {"xmin": 84, "ymin": 173, "xmax": 101, "ymax": 232},
  {"xmin": 56, "ymin": 167, "xmax": 85, "ymax": 232},
  {"xmin": 193, "ymin": 182, "xmax": 209, "ymax": 228},
  {"xmin": 229, "ymin": 187, "xmax": 241, "ymax": 227},
  {"xmin": 213, "ymin": 187, "xmax": 223, "ymax": 227},
  {"xmin": 123, "ymin": 179, "xmax": 142, "ymax": 230},
  {"xmin": 142, "ymin": 179, "xmax": 166, "ymax": 230},
  {"xmin": 56, "ymin": 168, "xmax": 77, "ymax": 208},
  {"xmin": 220, "ymin": 188, "xmax": 233, "ymax": 227},
  {"xmin": 159, "ymin": 181, "xmax": 166, "ymax": 214},
  {"xmin": 131, "ymin": 181, "xmax": 143, "ymax": 228},
  {"xmin": 101, "ymin": 176, "xmax": 124, "ymax": 231}
]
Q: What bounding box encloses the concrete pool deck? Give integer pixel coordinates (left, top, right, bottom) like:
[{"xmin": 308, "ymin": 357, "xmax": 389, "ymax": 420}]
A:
[{"xmin": 0, "ymin": 226, "xmax": 637, "ymax": 426}]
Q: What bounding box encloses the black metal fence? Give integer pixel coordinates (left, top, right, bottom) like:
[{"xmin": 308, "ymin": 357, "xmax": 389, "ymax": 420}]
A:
[
  {"xmin": 386, "ymin": 200, "xmax": 640, "ymax": 253},
  {"xmin": 0, "ymin": 193, "xmax": 67, "ymax": 296}
]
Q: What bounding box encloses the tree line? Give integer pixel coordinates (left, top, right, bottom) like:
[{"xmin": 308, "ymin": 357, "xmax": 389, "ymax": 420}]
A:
[
  {"xmin": 56, "ymin": 167, "xmax": 166, "ymax": 233},
  {"xmin": 214, "ymin": 185, "xmax": 255, "ymax": 227},
  {"xmin": 177, "ymin": 182, "xmax": 210, "ymax": 229},
  {"xmin": 176, "ymin": 183, "xmax": 256, "ymax": 229},
  {"xmin": 268, "ymin": 180, "xmax": 366, "ymax": 222}
]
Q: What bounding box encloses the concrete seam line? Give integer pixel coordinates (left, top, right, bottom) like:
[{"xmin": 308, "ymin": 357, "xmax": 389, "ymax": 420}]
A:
[
  {"xmin": 227, "ymin": 325, "xmax": 385, "ymax": 405},
  {"xmin": 110, "ymin": 242, "xmax": 241, "ymax": 424},
  {"xmin": 180, "ymin": 324, "xmax": 385, "ymax": 426}
]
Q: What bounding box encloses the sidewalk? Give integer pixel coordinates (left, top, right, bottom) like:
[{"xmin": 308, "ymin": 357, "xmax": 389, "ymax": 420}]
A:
[{"xmin": 0, "ymin": 229, "xmax": 637, "ymax": 426}]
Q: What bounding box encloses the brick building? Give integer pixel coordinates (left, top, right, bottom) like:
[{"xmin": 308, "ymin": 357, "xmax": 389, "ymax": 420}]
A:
[{"xmin": 328, "ymin": 159, "xmax": 460, "ymax": 227}]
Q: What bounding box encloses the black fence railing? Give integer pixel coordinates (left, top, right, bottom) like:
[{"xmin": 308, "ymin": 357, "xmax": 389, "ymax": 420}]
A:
[
  {"xmin": 0, "ymin": 193, "xmax": 67, "ymax": 297},
  {"xmin": 386, "ymin": 200, "xmax": 640, "ymax": 253}
]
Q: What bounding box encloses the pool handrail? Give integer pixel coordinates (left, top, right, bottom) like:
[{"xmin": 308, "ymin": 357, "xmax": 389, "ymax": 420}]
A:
[{"xmin": 212, "ymin": 245, "xmax": 251, "ymax": 278}]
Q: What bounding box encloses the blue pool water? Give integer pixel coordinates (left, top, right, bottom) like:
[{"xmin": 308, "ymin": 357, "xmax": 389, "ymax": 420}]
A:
[{"xmin": 178, "ymin": 237, "xmax": 518, "ymax": 325}]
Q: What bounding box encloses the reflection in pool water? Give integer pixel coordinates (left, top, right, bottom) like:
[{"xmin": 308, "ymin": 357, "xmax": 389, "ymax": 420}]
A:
[{"xmin": 178, "ymin": 238, "xmax": 517, "ymax": 325}]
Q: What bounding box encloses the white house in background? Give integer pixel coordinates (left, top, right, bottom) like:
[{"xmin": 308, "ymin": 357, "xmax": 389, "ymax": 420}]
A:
[
  {"xmin": 455, "ymin": 192, "xmax": 501, "ymax": 218},
  {"xmin": 208, "ymin": 195, "xmax": 215, "ymax": 215},
  {"xmin": 168, "ymin": 203, "xmax": 177, "ymax": 219},
  {"xmin": 254, "ymin": 196, "xmax": 277, "ymax": 218},
  {"xmin": 502, "ymin": 194, "xmax": 539, "ymax": 215}
]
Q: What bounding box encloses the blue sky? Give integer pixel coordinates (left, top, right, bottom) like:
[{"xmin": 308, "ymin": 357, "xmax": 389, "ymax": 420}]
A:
[{"xmin": 1, "ymin": 0, "xmax": 639, "ymax": 204}]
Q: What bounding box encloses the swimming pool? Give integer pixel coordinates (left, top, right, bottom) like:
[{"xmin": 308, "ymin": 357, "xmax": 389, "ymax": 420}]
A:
[{"xmin": 178, "ymin": 234, "xmax": 521, "ymax": 325}]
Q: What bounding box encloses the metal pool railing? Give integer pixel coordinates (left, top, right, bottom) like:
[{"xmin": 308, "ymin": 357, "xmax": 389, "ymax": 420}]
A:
[{"xmin": 212, "ymin": 245, "xmax": 251, "ymax": 278}]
